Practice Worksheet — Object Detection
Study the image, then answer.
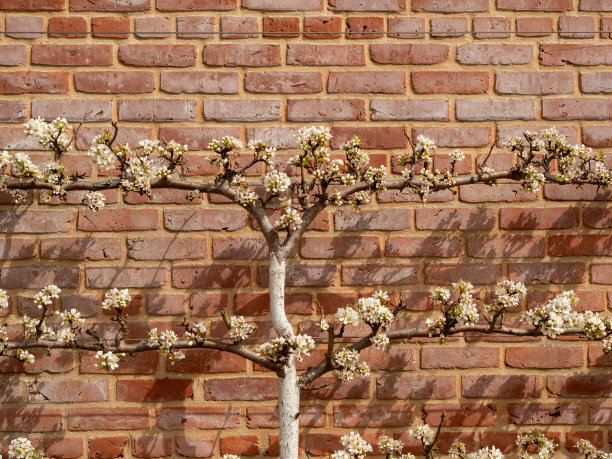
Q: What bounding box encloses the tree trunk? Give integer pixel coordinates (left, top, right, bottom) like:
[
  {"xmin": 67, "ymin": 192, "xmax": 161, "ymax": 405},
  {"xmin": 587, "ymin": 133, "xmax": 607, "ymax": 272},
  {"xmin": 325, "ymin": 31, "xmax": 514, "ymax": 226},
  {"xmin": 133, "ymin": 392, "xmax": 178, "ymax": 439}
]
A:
[{"xmin": 269, "ymin": 251, "xmax": 300, "ymax": 459}]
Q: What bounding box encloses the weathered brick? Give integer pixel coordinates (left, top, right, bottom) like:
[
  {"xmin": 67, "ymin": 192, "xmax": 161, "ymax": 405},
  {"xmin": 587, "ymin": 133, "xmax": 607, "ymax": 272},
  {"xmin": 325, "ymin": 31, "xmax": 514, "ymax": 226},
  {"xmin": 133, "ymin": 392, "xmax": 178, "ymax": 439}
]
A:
[
  {"xmin": 288, "ymin": 44, "xmax": 365, "ymax": 66},
  {"xmin": 243, "ymin": 0, "xmax": 321, "ymax": 8},
  {"xmin": 331, "ymin": 126, "xmax": 406, "ymax": 149},
  {"xmin": 516, "ymin": 17, "xmax": 554, "ymax": 37},
  {"xmin": 118, "ymin": 99, "xmax": 196, "ymax": 122},
  {"xmin": 0, "ymin": 0, "xmax": 64, "ymax": 10},
  {"xmin": 29, "ymin": 380, "xmax": 108, "ymax": 403},
  {"xmin": 0, "ymin": 408, "xmax": 62, "ymax": 432},
  {"xmin": 549, "ymin": 235, "xmax": 612, "ymax": 256},
  {"xmin": 467, "ymin": 235, "xmax": 545, "ymax": 258},
  {"xmin": 173, "ymin": 265, "xmax": 250, "ymax": 288},
  {"xmin": 203, "ymin": 44, "xmax": 281, "ymax": 66},
  {"xmin": 78, "ymin": 209, "xmax": 158, "ymax": 231},
  {"xmin": 335, "ymin": 209, "xmax": 411, "ymax": 231},
  {"xmin": 462, "ymin": 375, "xmax": 541, "ymax": 398},
  {"xmin": 423, "ymin": 404, "xmax": 496, "ymax": 427},
  {"xmin": 473, "ymin": 17, "xmax": 511, "ymax": 38},
  {"xmin": 387, "ymin": 17, "xmax": 426, "ymax": 38},
  {"xmin": 263, "ymin": 16, "xmax": 300, "ymax": 37},
  {"xmin": 457, "ymin": 98, "xmax": 535, "ymax": 121},
  {"xmin": 581, "ymin": 0, "xmax": 612, "ymax": 10},
  {"xmin": 134, "ymin": 16, "xmax": 173, "ymax": 38},
  {"xmin": 540, "ymin": 44, "xmax": 612, "ymax": 66},
  {"xmin": 0, "ymin": 238, "xmax": 36, "ymax": 260},
  {"xmin": 205, "ymin": 378, "xmax": 278, "ymax": 401},
  {"xmin": 175, "ymin": 437, "xmax": 215, "ymax": 458},
  {"xmin": 203, "ymin": 99, "xmax": 280, "ymax": 122},
  {"xmin": 457, "ymin": 44, "xmax": 533, "ymax": 65},
  {"xmin": 69, "ymin": 408, "xmax": 149, "ymax": 431},
  {"xmin": 85, "ymin": 267, "xmax": 166, "ymax": 288},
  {"xmin": 88, "ymin": 437, "xmax": 127, "ymax": 458},
  {"xmin": 584, "ymin": 207, "xmax": 612, "ymax": 228},
  {"xmin": 119, "ymin": 44, "xmax": 196, "ymax": 67},
  {"xmin": 559, "ymin": 16, "xmax": 596, "ymax": 38},
  {"xmin": 507, "ymin": 347, "xmax": 583, "ymax": 369},
  {"xmin": 48, "ymin": 16, "xmax": 88, "ymax": 38},
  {"xmin": 346, "ymin": 17, "xmax": 384, "ymax": 38},
  {"xmin": 117, "ymin": 379, "xmax": 193, "ymax": 402},
  {"xmin": 387, "ymin": 236, "xmax": 462, "ymax": 257},
  {"xmin": 329, "ymin": 71, "xmax": 405, "ymax": 94},
  {"xmin": 212, "ymin": 237, "xmax": 268, "ymax": 260},
  {"xmin": 425, "ymin": 263, "xmax": 503, "ymax": 285},
  {"xmin": 176, "ymin": 16, "xmax": 214, "ymax": 38},
  {"xmin": 41, "ymin": 237, "xmax": 121, "ymax": 260},
  {"xmin": 128, "ymin": 237, "xmax": 207, "ymax": 260},
  {"xmin": 162, "ymin": 71, "xmax": 236, "ymax": 94},
  {"xmin": 591, "ymin": 263, "xmax": 612, "ymax": 284},
  {"xmin": 246, "ymin": 71, "xmax": 321, "ymax": 93},
  {"xmin": 301, "ymin": 236, "xmax": 380, "ymax": 258},
  {"xmin": 75, "ymin": 71, "xmax": 154, "ymax": 94},
  {"xmin": 371, "ymin": 99, "xmax": 448, "ymax": 121},
  {"xmin": 132, "ymin": 436, "xmax": 172, "ymax": 458},
  {"xmin": 334, "ymin": 405, "xmax": 411, "ymax": 427},
  {"xmin": 164, "ymin": 209, "xmax": 245, "ymax": 231},
  {"xmin": 422, "ymin": 347, "xmax": 500, "ymax": 369},
  {"xmin": 500, "ymin": 207, "xmax": 578, "ymax": 229},
  {"xmin": 220, "ymin": 16, "xmax": 258, "ymax": 39},
  {"xmin": 330, "ymin": 0, "xmax": 405, "ymax": 10},
  {"xmin": 5, "ymin": 16, "xmax": 44, "ymax": 38},
  {"xmin": 371, "ymin": 44, "xmax": 449, "ymax": 64},
  {"xmin": 416, "ymin": 208, "xmax": 496, "ymax": 230},
  {"xmin": 0, "ymin": 72, "xmax": 68, "ymax": 95},
  {"xmin": 44, "ymin": 438, "xmax": 83, "ymax": 459},
  {"xmin": 70, "ymin": 0, "xmax": 150, "ymax": 10},
  {"xmin": 413, "ymin": 71, "xmax": 488, "ymax": 94},
  {"xmin": 509, "ymin": 262, "xmax": 585, "ymax": 284},
  {"xmin": 1, "ymin": 267, "xmax": 79, "ymax": 289},
  {"xmin": 304, "ymin": 16, "xmax": 342, "ymax": 38},
  {"xmin": 156, "ymin": 0, "xmax": 236, "ymax": 9},
  {"xmin": 431, "ymin": 17, "xmax": 468, "ymax": 37},
  {"xmin": 498, "ymin": 0, "xmax": 572, "ymax": 10},
  {"xmin": 342, "ymin": 264, "xmax": 417, "ymax": 286},
  {"xmin": 287, "ymin": 99, "xmax": 365, "ymax": 121},
  {"xmin": 544, "ymin": 98, "xmax": 612, "ymax": 120},
  {"xmin": 91, "ymin": 16, "xmax": 130, "ymax": 38},
  {"xmin": 32, "ymin": 99, "xmax": 111, "ymax": 122},
  {"xmin": 496, "ymin": 71, "xmax": 573, "ymax": 94},
  {"xmin": 31, "ymin": 45, "xmax": 113, "ymax": 66},
  {"xmin": 581, "ymin": 72, "xmax": 612, "ymax": 93},
  {"xmin": 548, "ymin": 375, "xmax": 612, "ymax": 397}
]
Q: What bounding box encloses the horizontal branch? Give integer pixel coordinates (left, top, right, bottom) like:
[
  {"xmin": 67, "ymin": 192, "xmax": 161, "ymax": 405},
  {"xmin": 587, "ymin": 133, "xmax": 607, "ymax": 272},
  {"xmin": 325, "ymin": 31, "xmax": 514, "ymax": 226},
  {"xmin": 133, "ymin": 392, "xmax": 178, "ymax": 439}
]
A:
[
  {"xmin": 297, "ymin": 324, "xmax": 587, "ymax": 387},
  {"xmin": 4, "ymin": 337, "xmax": 283, "ymax": 375}
]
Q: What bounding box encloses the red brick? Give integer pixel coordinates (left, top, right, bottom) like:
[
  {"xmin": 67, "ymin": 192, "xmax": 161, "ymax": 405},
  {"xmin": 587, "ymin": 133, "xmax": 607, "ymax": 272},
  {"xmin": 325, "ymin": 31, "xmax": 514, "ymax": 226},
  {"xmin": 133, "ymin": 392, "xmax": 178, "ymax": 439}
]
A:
[
  {"xmin": 509, "ymin": 262, "xmax": 585, "ymax": 284},
  {"xmin": 6, "ymin": 16, "xmax": 44, "ymax": 38},
  {"xmin": 330, "ymin": 0, "xmax": 404, "ymax": 9},
  {"xmin": 559, "ymin": 16, "xmax": 595, "ymax": 38},
  {"xmin": 164, "ymin": 209, "xmax": 244, "ymax": 231},
  {"xmin": 457, "ymin": 44, "xmax": 533, "ymax": 65},
  {"xmin": 118, "ymin": 99, "xmax": 196, "ymax": 122},
  {"xmin": 346, "ymin": 16, "xmax": 384, "ymax": 38},
  {"xmin": 41, "ymin": 237, "xmax": 121, "ymax": 260},
  {"xmin": 69, "ymin": 408, "xmax": 149, "ymax": 431},
  {"xmin": 498, "ymin": 0, "xmax": 572, "ymax": 10},
  {"xmin": 32, "ymin": 99, "xmax": 111, "ymax": 122},
  {"xmin": 48, "ymin": 16, "xmax": 87, "ymax": 38},
  {"xmin": 603, "ymin": 17, "xmax": 612, "ymax": 38},
  {"xmin": 0, "ymin": 351, "xmax": 74, "ymax": 374},
  {"xmin": 545, "ymin": 184, "xmax": 612, "ymax": 201},
  {"xmin": 203, "ymin": 99, "xmax": 279, "ymax": 122},
  {"xmin": 500, "ymin": 207, "xmax": 578, "ymax": 229},
  {"xmin": 131, "ymin": 436, "xmax": 172, "ymax": 458},
  {"xmin": 544, "ymin": 98, "xmax": 612, "ymax": 120},
  {"xmin": 301, "ymin": 236, "xmax": 380, "ymax": 259},
  {"xmin": 287, "ymin": 98, "xmax": 364, "ymax": 122},
  {"xmin": 133, "ymin": 16, "xmax": 173, "ymax": 38},
  {"xmin": 263, "ymin": 16, "xmax": 300, "ymax": 37},
  {"xmin": 243, "ymin": 0, "xmax": 321, "ymax": 9},
  {"xmin": 413, "ymin": 0, "xmax": 487, "ymax": 11},
  {"xmin": 526, "ymin": 289, "xmax": 605, "ymax": 313},
  {"xmin": 80, "ymin": 350, "xmax": 159, "ymax": 374},
  {"xmin": 173, "ymin": 265, "xmax": 250, "ymax": 288},
  {"xmin": 146, "ymin": 293, "xmax": 185, "ymax": 316},
  {"xmin": 71, "ymin": 0, "xmax": 149, "ymax": 10},
  {"xmin": 416, "ymin": 208, "xmax": 496, "ymax": 230},
  {"xmin": 371, "ymin": 44, "xmax": 449, "ymax": 64},
  {"xmin": 422, "ymin": 347, "xmax": 500, "ymax": 369},
  {"xmin": 1, "ymin": 266, "xmax": 78, "ymax": 288},
  {"xmin": 548, "ymin": 375, "xmax": 612, "ymax": 397},
  {"xmin": 480, "ymin": 432, "xmax": 519, "ymax": 453},
  {"xmin": 304, "ymin": 16, "xmax": 342, "ymax": 38},
  {"xmin": 334, "ymin": 209, "xmax": 411, "ymax": 230},
  {"xmin": 473, "ymin": 17, "xmax": 511, "ymax": 38},
  {"xmin": 567, "ymin": 431, "xmax": 603, "ymax": 452},
  {"xmin": 329, "ymin": 71, "xmax": 405, "ymax": 94},
  {"xmin": 119, "ymin": 44, "xmax": 196, "ymax": 67},
  {"xmin": 175, "ymin": 438, "xmax": 215, "ymax": 458},
  {"xmin": 581, "ymin": 72, "xmax": 612, "ymax": 93},
  {"xmin": 220, "ymin": 16, "xmax": 258, "ymax": 39},
  {"xmin": 463, "ymin": 375, "xmax": 541, "ymax": 398},
  {"xmin": 0, "ymin": 101, "xmax": 24, "ymax": 123},
  {"xmin": 212, "ymin": 237, "xmax": 267, "ymax": 260},
  {"xmin": 220, "ymin": 436, "xmax": 259, "ymax": 456},
  {"xmin": 157, "ymin": 0, "xmax": 235, "ymax": 9},
  {"xmin": 302, "ymin": 377, "xmax": 370, "ymax": 400},
  {"xmin": 117, "ymin": 379, "xmax": 193, "ymax": 402},
  {"xmin": 457, "ymin": 98, "xmax": 535, "ymax": 121},
  {"xmin": 75, "ymin": 71, "xmax": 153, "ymax": 94},
  {"xmin": 371, "ymin": 99, "xmax": 448, "ymax": 121},
  {"xmin": 549, "ymin": 235, "xmax": 612, "ymax": 256},
  {"xmin": 245, "ymin": 71, "xmax": 321, "ymax": 93},
  {"xmin": 78, "ymin": 209, "xmax": 158, "ymax": 231},
  {"xmin": 334, "ymin": 405, "xmax": 411, "ymax": 427},
  {"xmin": 540, "ymin": 44, "xmax": 612, "ymax": 66},
  {"xmin": 161, "ymin": 71, "xmax": 239, "ymax": 94},
  {"xmin": 288, "ymin": 44, "xmax": 365, "ymax": 66},
  {"xmin": 203, "ymin": 44, "xmax": 280, "ymax": 66},
  {"xmin": 91, "ymin": 17, "xmax": 130, "ymax": 38},
  {"xmin": 592, "ymin": 263, "xmax": 612, "ymax": 284},
  {"xmin": 341, "ymin": 264, "xmax": 417, "ymax": 286},
  {"xmin": 425, "ymin": 263, "xmax": 503, "ymax": 285},
  {"xmin": 0, "ymin": 45, "xmax": 25, "ymax": 66},
  {"xmin": 29, "ymin": 380, "xmax": 108, "ymax": 403},
  {"xmin": 507, "ymin": 346, "xmax": 583, "ymax": 368},
  {"xmin": 204, "ymin": 378, "xmax": 277, "ymax": 401},
  {"xmin": 187, "ymin": 293, "xmax": 226, "ymax": 317},
  {"xmin": 516, "ymin": 17, "xmax": 554, "ymax": 37},
  {"xmin": 378, "ymin": 376, "xmax": 456, "ymax": 399},
  {"xmin": 496, "ymin": 71, "xmax": 573, "ymax": 94},
  {"xmin": 0, "ymin": 71, "xmax": 68, "ymax": 95},
  {"xmin": 413, "ymin": 71, "xmax": 488, "ymax": 94},
  {"xmin": 88, "ymin": 437, "xmax": 127, "ymax": 459},
  {"xmin": 412, "ymin": 126, "xmax": 491, "ymax": 147},
  {"xmin": 582, "ymin": 0, "xmax": 612, "ymax": 10},
  {"xmin": 0, "ymin": 238, "xmax": 36, "ymax": 260},
  {"xmin": 44, "ymin": 438, "xmax": 83, "ymax": 459},
  {"xmin": 247, "ymin": 406, "xmax": 325, "ymax": 428},
  {"xmin": 387, "ymin": 236, "xmax": 462, "ymax": 257},
  {"xmin": 331, "ymin": 126, "xmax": 406, "ymax": 149},
  {"xmin": 76, "ymin": 126, "xmax": 153, "ymax": 150},
  {"xmin": 423, "ymin": 404, "xmax": 496, "ymax": 427},
  {"xmin": 0, "ymin": 0, "xmax": 63, "ymax": 10},
  {"xmin": 0, "ymin": 408, "xmax": 62, "ymax": 432},
  {"xmin": 85, "ymin": 267, "xmax": 165, "ymax": 288},
  {"xmin": 158, "ymin": 127, "xmax": 238, "ymax": 152},
  {"xmin": 387, "ymin": 17, "xmax": 426, "ymax": 38},
  {"xmin": 0, "ymin": 380, "xmax": 20, "ymax": 402},
  {"xmin": 467, "ymin": 235, "xmax": 545, "ymax": 258},
  {"xmin": 127, "ymin": 237, "xmax": 207, "ymax": 260},
  {"xmin": 31, "ymin": 45, "xmax": 112, "ymax": 66},
  {"xmin": 158, "ymin": 407, "xmax": 238, "ymax": 430},
  {"xmin": 431, "ymin": 17, "xmax": 468, "ymax": 37},
  {"xmin": 584, "ymin": 208, "xmax": 612, "ymax": 228},
  {"xmin": 169, "ymin": 349, "xmax": 246, "ymax": 373}
]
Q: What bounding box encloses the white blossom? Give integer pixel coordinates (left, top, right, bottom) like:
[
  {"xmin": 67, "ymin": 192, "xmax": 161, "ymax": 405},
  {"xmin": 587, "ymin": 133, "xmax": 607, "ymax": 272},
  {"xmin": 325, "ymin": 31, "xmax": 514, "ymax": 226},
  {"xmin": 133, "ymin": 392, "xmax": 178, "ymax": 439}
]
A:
[
  {"xmin": 331, "ymin": 432, "xmax": 372, "ymax": 459},
  {"xmin": 468, "ymin": 446, "xmax": 505, "ymax": 459},
  {"xmin": 336, "ymin": 307, "xmax": 360, "ymax": 326},
  {"xmin": 101, "ymin": 288, "xmax": 131, "ymax": 311},
  {"xmin": 264, "ymin": 170, "xmax": 291, "ymax": 194},
  {"xmin": 409, "ymin": 424, "xmax": 435, "ymax": 446},
  {"xmin": 0, "ymin": 289, "xmax": 8, "ymax": 309},
  {"xmin": 15, "ymin": 349, "xmax": 35, "ymax": 364},
  {"xmin": 33, "ymin": 285, "xmax": 61, "ymax": 309},
  {"xmin": 185, "ymin": 322, "xmax": 207, "ymax": 345},
  {"xmin": 229, "ymin": 316, "xmax": 257, "ymax": 342},
  {"xmin": 257, "ymin": 334, "xmax": 315, "ymax": 362},
  {"xmin": 95, "ymin": 350, "xmax": 124, "ymax": 371},
  {"xmin": 275, "ymin": 207, "xmax": 302, "ymax": 231},
  {"xmin": 296, "ymin": 126, "xmax": 331, "ymax": 151},
  {"xmin": 208, "ymin": 136, "xmax": 242, "ymax": 153},
  {"xmin": 84, "ymin": 191, "xmax": 106, "ymax": 211},
  {"xmin": 371, "ymin": 332, "xmax": 389, "ymax": 350}
]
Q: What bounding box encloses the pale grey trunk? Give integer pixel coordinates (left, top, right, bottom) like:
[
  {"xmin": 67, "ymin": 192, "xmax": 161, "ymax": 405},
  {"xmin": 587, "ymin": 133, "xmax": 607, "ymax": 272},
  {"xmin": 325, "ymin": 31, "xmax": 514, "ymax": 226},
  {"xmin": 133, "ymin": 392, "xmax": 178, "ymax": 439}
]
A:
[{"xmin": 269, "ymin": 252, "xmax": 300, "ymax": 459}]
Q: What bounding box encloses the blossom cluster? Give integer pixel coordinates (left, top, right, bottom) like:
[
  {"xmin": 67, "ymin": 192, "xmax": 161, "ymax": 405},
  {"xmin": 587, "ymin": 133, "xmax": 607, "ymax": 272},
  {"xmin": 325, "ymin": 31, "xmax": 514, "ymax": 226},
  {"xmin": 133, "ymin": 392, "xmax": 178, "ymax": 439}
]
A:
[
  {"xmin": 229, "ymin": 316, "xmax": 257, "ymax": 342},
  {"xmin": 427, "ymin": 281, "xmax": 480, "ymax": 337},
  {"xmin": 6, "ymin": 437, "xmax": 48, "ymax": 459},
  {"xmin": 148, "ymin": 328, "xmax": 184, "ymax": 362},
  {"xmin": 333, "ymin": 348, "xmax": 370, "ymax": 381},
  {"xmin": 101, "ymin": 288, "xmax": 131, "ymax": 311},
  {"xmin": 331, "ymin": 432, "xmax": 373, "ymax": 459},
  {"xmin": 257, "ymin": 333, "xmax": 315, "ymax": 362},
  {"xmin": 516, "ymin": 430, "xmax": 557, "ymax": 459},
  {"xmin": 95, "ymin": 350, "xmax": 124, "ymax": 371}
]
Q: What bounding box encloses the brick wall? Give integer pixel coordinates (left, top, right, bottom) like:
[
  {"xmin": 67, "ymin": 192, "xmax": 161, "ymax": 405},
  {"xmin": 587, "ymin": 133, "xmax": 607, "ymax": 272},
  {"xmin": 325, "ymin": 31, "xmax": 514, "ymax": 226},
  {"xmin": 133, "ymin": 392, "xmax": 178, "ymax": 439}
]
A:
[{"xmin": 0, "ymin": 0, "xmax": 612, "ymax": 457}]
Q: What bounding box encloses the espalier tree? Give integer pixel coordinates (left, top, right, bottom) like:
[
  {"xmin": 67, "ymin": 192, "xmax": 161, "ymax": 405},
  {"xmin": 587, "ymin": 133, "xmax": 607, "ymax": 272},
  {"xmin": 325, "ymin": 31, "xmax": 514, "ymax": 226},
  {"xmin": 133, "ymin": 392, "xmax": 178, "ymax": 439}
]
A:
[{"xmin": 1, "ymin": 119, "xmax": 612, "ymax": 459}]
